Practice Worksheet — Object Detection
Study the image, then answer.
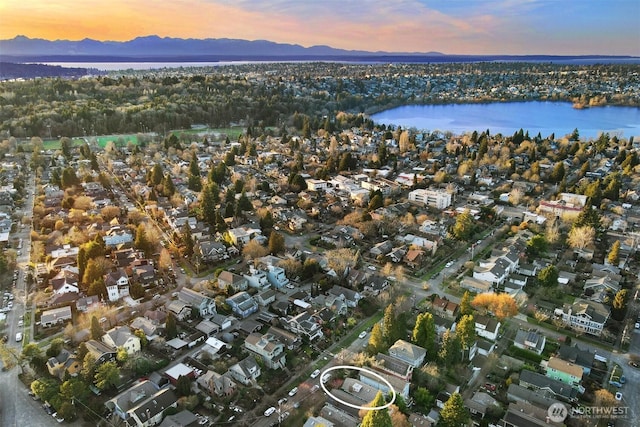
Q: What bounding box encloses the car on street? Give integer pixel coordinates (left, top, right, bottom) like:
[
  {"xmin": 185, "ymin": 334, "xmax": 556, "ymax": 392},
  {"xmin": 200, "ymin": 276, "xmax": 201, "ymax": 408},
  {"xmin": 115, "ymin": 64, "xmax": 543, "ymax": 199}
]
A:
[
  {"xmin": 310, "ymin": 369, "xmax": 321, "ymax": 378},
  {"xmin": 321, "ymin": 373, "xmax": 332, "ymax": 384},
  {"xmin": 358, "ymin": 331, "xmax": 367, "ymax": 339},
  {"xmin": 485, "ymin": 383, "xmax": 496, "ymax": 392},
  {"xmin": 628, "ymin": 361, "xmax": 640, "ymax": 368},
  {"xmin": 445, "ymin": 261, "xmax": 453, "ymax": 268},
  {"xmin": 15, "ymin": 332, "xmax": 22, "ymax": 342},
  {"xmin": 278, "ymin": 398, "xmax": 287, "ymax": 406},
  {"xmin": 264, "ymin": 407, "xmax": 276, "ymax": 417},
  {"xmin": 288, "ymin": 387, "xmax": 298, "ymax": 397},
  {"xmin": 615, "ymin": 392, "xmax": 623, "ymax": 401}
]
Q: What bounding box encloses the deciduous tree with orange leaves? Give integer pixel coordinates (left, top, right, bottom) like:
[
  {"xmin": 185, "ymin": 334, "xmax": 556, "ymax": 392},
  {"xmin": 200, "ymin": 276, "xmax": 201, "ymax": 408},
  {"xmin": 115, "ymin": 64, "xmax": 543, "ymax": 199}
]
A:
[{"xmin": 471, "ymin": 292, "xmax": 518, "ymax": 320}]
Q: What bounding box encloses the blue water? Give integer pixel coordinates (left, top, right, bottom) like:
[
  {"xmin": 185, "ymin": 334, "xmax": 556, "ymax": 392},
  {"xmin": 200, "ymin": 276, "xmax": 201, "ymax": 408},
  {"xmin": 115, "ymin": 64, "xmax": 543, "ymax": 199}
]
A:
[{"xmin": 370, "ymin": 102, "xmax": 640, "ymax": 140}]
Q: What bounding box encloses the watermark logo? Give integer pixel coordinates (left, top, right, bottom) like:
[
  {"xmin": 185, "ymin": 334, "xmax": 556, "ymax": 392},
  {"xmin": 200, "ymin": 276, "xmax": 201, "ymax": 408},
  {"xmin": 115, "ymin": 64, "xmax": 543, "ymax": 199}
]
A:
[
  {"xmin": 548, "ymin": 403, "xmax": 569, "ymax": 422},
  {"xmin": 572, "ymin": 406, "xmax": 629, "ymax": 420}
]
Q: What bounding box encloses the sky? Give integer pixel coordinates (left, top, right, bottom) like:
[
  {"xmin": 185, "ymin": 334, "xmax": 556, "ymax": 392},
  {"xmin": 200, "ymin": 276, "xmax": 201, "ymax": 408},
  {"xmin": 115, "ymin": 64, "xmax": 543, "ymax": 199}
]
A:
[{"xmin": 1, "ymin": 0, "xmax": 639, "ymax": 55}]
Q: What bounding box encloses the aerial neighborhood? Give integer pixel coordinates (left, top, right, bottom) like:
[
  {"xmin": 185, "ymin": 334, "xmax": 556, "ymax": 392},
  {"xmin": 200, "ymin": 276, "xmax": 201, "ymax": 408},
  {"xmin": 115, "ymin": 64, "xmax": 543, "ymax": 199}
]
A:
[{"xmin": 0, "ymin": 62, "xmax": 639, "ymax": 427}]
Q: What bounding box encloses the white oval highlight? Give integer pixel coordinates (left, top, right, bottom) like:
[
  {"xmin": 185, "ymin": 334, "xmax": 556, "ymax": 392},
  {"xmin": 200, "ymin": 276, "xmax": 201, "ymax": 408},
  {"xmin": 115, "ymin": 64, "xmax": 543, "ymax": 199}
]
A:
[{"xmin": 320, "ymin": 365, "xmax": 396, "ymax": 411}]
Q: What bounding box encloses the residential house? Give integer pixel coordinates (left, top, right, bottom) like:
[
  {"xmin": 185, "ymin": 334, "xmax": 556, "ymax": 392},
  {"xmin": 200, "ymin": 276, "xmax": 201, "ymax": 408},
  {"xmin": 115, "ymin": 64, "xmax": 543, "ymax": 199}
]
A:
[
  {"xmin": 518, "ymin": 370, "xmax": 578, "ymax": 402},
  {"xmin": 388, "ymin": 339, "xmax": 427, "ymax": 368},
  {"xmin": 514, "ymin": 329, "xmax": 546, "ymax": 355},
  {"xmin": 104, "ymin": 229, "xmax": 134, "ymax": 248},
  {"xmin": 178, "ymin": 288, "xmax": 216, "ymax": 317},
  {"xmin": 217, "ymin": 270, "xmax": 248, "ymax": 291},
  {"xmin": 545, "ymin": 357, "xmax": 583, "ymax": 388},
  {"xmin": 228, "ymin": 226, "xmax": 261, "ymax": 247},
  {"xmin": 197, "ymin": 240, "xmax": 229, "ymax": 262},
  {"xmin": 475, "ymin": 316, "xmax": 501, "ymax": 341},
  {"xmin": 460, "ymin": 277, "xmax": 492, "ymax": 294},
  {"xmin": 102, "ymin": 326, "xmax": 141, "ymax": 355},
  {"xmin": 243, "ymin": 268, "xmax": 271, "ymax": 290},
  {"xmin": 197, "ymin": 370, "xmax": 237, "ymax": 397},
  {"xmin": 557, "ymin": 344, "xmax": 595, "ymax": 375},
  {"xmin": 85, "ymin": 339, "xmax": 117, "ymax": 365},
  {"xmin": 130, "ymin": 261, "xmax": 156, "ymax": 286},
  {"xmin": 282, "ymin": 311, "xmax": 324, "ymax": 341},
  {"xmin": 499, "ymin": 401, "xmax": 565, "ymax": 427},
  {"xmin": 130, "ymin": 317, "xmax": 160, "ymax": 341},
  {"xmin": 105, "ymin": 269, "xmax": 130, "ymax": 302},
  {"xmin": 476, "ymin": 339, "xmax": 496, "ymax": 357},
  {"xmin": 126, "ymin": 388, "xmax": 178, "ymax": 427},
  {"xmin": 327, "ymin": 285, "xmax": 362, "ymax": 308},
  {"xmin": 210, "ymin": 313, "xmax": 233, "ymax": 331},
  {"xmin": 105, "ymin": 380, "xmax": 160, "ymax": 421},
  {"xmin": 404, "ymin": 249, "xmax": 426, "ymax": 269},
  {"xmin": 583, "ymin": 275, "xmax": 621, "ymax": 302},
  {"xmin": 370, "ymin": 240, "xmax": 393, "ymax": 257},
  {"xmin": 166, "ymin": 300, "xmax": 191, "ymax": 321},
  {"xmin": 554, "ymin": 299, "xmax": 610, "ymax": 336},
  {"xmin": 464, "ymin": 391, "xmax": 499, "ymax": 419},
  {"xmin": 244, "ymin": 332, "xmax": 286, "ymax": 369},
  {"xmin": 432, "ymin": 297, "xmax": 459, "ymax": 319},
  {"xmin": 41, "ymin": 305, "xmax": 72, "ymax": 328},
  {"xmin": 374, "ymin": 353, "xmax": 413, "ymax": 381},
  {"xmin": 267, "ymin": 327, "xmax": 301, "ymax": 351},
  {"xmin": 473, "ymin": 258, "xmax": 509, "ymax": 286},
  {"xmin": 256, "ymin": 289, "xmax": 277, "ymax": 307},
  {"xmin": 226, "ymin": 292, "xmax": 259, "ymax": 318},
  {"xmin": 364, "ymin": 276, "xmax": 390, "ymax": 295},
  {"xmin": 266, "ymin": 265, "xmax": 290, "ymax": 289},
  {"xmin": 229, "ymin": 356, "xmax": 261, "ymax": 385},
  {"xmin": 158, "ymin": 410, "xmax": 199, "ymax": 427},
  {"xmin": 46, "ymin": 349, "xmax": 80, "ymax": 379},
  {"xmin": 50, "ymin": 267, "xmax": 80, "ymax": 295},
  {"xmin": 359, "ymin": 369, "xmax": 411, "ymax": 399}
]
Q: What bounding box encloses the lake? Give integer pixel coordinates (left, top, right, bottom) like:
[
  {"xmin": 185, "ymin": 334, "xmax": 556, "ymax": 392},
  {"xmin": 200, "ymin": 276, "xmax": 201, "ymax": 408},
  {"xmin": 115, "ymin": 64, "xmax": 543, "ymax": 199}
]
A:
[{"xmin": 370, "ymin": 102, "xmax": 640, "ymax": 140}]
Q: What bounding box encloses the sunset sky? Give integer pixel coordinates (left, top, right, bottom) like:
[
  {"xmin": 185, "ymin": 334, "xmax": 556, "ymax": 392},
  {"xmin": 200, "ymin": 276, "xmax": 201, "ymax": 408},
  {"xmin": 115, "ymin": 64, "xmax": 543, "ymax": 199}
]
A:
[{"xmin": 1, "ymin": 0, "xmax": 638, "ymax": 55}]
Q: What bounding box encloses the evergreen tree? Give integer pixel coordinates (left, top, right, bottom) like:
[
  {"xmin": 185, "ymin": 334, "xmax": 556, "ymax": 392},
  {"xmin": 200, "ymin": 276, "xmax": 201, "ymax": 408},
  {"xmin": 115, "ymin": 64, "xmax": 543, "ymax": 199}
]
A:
[
  {"xmin": 90, "ymin": 316, "xmax": 104, "ymax": 340},
  {"xmin": 455, "ymin": 314, "xmax": 476, "ymax": 358},
  {"xmin": 608, "ymin": 240, "xmax": 620, "ymax": 266},
  {"xmin": 368, "ymin": 323, "xmax": 385, "ymax": 354},
  {"xmin": 181, "ymin": 223, "xmax": 194, "ymax": 257},
  {"xmin": 150, "ymin": 163, "xmax": 164, "ymax": 186},
  {"xmin": 439, "ymin": 329, "xmax": 461, "ymax": 365},
  {"xmin": 361, "ymin": 391, "xmax": 392, "ymax": 427},
  {"xmin": 237, "ymin": 192, "xmax": 253, "ymax": 212},
  {"xmin": 451, "ymin": 209, "xmax": 474, "ymax": 241},
  {"xmin": 200, "ymin": 183, "xmax": 218, "ymax": 226},
  {"xmin": 268, "ymin": 231, "xmax": 285, "ymax": 255},
  {"xmin": 166, "ymin": 313, "xmax": 177, "ymax": 339},
  {"xmin": 439, "ymin": 392, "xmax": 469, "ymax": 427},
  {"xmin": 187, "ymin": 152, "xmax": 202, "ymax": 191},
  {"xmin": 412, "ymin": 312, "xmax": 437, "ymax": 361},
  {"xmin": 459, "ymin": 292, "xmax": 472, "ymax": 316}
]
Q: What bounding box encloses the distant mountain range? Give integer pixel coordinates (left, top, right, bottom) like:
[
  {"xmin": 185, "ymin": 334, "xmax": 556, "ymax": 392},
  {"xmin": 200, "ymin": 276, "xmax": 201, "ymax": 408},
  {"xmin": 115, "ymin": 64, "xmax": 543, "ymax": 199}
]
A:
[
  {"xmin": 0, "ymin": 35, "xmax": 444, "ymax": 61},
  {"xmin": 3, "ymin": 35, "xmax": 638, "ymax": 63}
]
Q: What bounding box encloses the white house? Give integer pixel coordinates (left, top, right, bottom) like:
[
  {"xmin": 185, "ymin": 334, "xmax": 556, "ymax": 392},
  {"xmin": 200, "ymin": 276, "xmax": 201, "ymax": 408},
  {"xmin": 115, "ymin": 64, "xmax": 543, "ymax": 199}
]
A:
[
  {"xmin": 102, "ymin": 326, "xmax": 141, "ymax": 355},
  {"xmin": 475, "ymin": 316, "xmax": 501, "ymax": 341}
]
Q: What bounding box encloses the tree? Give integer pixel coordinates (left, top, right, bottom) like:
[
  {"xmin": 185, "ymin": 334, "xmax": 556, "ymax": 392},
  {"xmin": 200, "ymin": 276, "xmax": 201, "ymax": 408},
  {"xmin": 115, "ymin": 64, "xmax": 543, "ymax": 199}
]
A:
[
  {"xmin": 455, "ymin": 314, "xmax": 476, "ymax": 356},
  {"xmin": 361, "ymin": 391, "xmax": 392, "ymax": 427},
  {"xmin": 367, "ymin": 323, "xmax": 386, "ymax": 354},
  {"xmin": 451, "ymin": 209, "xmax": 474, "ymax": 241},
  {"xmin": 526, "ymin": 235, "xmax": 548, "ymax": 258},
  {"xmin": 46, "ymin": 338, "xmax": 65, "ymax": 358},
  {"xmin": 413, "ymin": 387, "xmax": 434, "ymax": 412},
  {"xmin": 200, "ymin": 183, "xmax": 218, "ymax": 226},
  {"xmin": 368, "ymin": 193, "xmax": 383, "ymax": 211},
  {"xmin": 573, "ymin": 205, "xmax": 602, "ymax": 232},
  {"xmin": 90, "ymin": 315, "xmax": 104, "ymax": 340},
  {"xmin": 439, "ymin": 329, "xmax": 461, "ymax": 365},
  {"xmin": 134, "ymin": 223, "xmax": 153, "ymax": 257},
  {"xmin": 237, "ymin": 191, "xmax": 253, "ymax": 212},
  {"xmin": 94, "ymin": 361, "xmax": 121, "ymax": 390},
  {"xmin": 471, "ymin": 293, "xmax": 519, "ymax": 320},
  {"xmin": 166, "ymin": 313, "xmax": 178, "ymax": 339},
  {"xmin": 181, "ymin": 223, "xmax": 194, "ymax": 257},
  {"xmin": 187, "ymin": 152, "xmax": 202, "ymax": 191},
  {"xmin": 31, "ymin": 378, "xmax": 60, "ymax": 402},
  {"xmin": 549, "ymin": 161, "xmax": 566, "ymax": 184},
  {"xmin": 612, "ymin": 289, "xmax": 628, "ymax": 321},
  {"xmin": 60, "ymin": 377, "xmax": 90, "ymax": 404},
  {"xmin": 117, "ymin": 347, "xmax": 129, "ymax": 364},
  {"xmin": 567, "ymin": 225, "xmax": 595, "ymax": 250},
  {"xmin": 382, "ymin": 304, "xmax": 403, "ymax": 345},
  {"xmin": 242, "ymin": 239, "xmax": 269, "ymax": 260},
  {"xmin": 607, "ymin": 240, "xmax": 620, "ymax": 266},
  {"xmin": 268, "ymin": 231, "xmax": 285, "ymax": 255},
  {"xmin": 594, "ymin": 389, "xmax": 619, "ymax": 407},
  {"xmin": 439, "ymin": 392, "xmax": 469, "ymax": 427},
  {"xmin": 412, "ymin": 312, "xmax": 436, "ymax": 360},
  {"xmin": 459, "ymin": 292, "xmax": 473, "ymax": 316},
  {"xmin": 537, "ymin": 265, "xmax": 559, "ymax": 287},
  {"xmin": 176, "ymin": 375, "xmax": 192, "ymax": 397}
]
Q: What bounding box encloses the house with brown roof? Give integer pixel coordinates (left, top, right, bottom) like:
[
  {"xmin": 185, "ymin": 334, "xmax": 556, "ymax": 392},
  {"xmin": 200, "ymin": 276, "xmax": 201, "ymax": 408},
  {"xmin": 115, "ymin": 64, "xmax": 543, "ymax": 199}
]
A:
[
  {"xmin": 432, "ymin": 296, "xmax": 459, "ymax": 319},
  {"xmin": 197, "ymin": 370, "xmax": 237, "ymax": 397},
  {"xmin": 545, "ymin": 357, "xmax": 583, "ymax": 388}
]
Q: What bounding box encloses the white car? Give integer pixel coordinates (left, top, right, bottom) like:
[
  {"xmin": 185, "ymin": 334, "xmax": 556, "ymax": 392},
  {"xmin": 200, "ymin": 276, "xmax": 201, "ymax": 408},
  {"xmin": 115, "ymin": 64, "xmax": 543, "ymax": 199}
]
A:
[
  {"xmin": 288, "ymin": 387, "xmax": 298, "ymax": 397},
  {"xmin": 310, "ymin": 369, "xmax": 321, "ymax": 378},
  {"xmin": 358, "ymin": 331, "xmax": 367, "ymax": 339},
  {"xmin": 264, "ymin": 407, "xmax": 276, "ymax": 417},
  {"xmin": 445, "ymin": 261, "xmax": 453, "ymax": 268},
  {"xmin": 321, "ymin": 373, "xmax": 331, "ymax": 384},
  {"xmin": 15, "ymin": 332, "xmax": 22, "ymax": 342}
]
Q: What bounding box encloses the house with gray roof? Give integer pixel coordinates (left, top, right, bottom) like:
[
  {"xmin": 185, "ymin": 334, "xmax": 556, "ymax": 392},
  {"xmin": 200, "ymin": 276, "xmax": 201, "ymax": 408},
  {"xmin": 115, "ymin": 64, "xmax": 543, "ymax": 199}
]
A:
[
  {"xmin": 226, "ymin": 291, "xmax": 258, "ymax": 318},
  {"xmin": 217, "ymin": 270, "xmax": 248, "ymax": 291},
  {"xmin": 102, "ymin": 325, "xmax": 141, "ymax": 355},
  {"xmin": 229, "ymin": 355, "xmax": 260, "ymax": 385},
  {"xmin": 554, "ymin": 298, "xmax": 610, "ymax": 336},
  {"xmin": 388, "ymin": 339, "xmax": 427, "ymax": 368},
  {"xmin": 518, "ymin": 370, "xmax": 578, "ymax": 402},
  {"xmin": 127, "ymin": 387, "xmax": 178, "ymax": 427},
  {"xmin": 514, "ymin": 329, "xmax": 546, "ymax": 355},
  {"xmin": 177, "ymin": 288, "xmax": 216, "ymax": 317}
]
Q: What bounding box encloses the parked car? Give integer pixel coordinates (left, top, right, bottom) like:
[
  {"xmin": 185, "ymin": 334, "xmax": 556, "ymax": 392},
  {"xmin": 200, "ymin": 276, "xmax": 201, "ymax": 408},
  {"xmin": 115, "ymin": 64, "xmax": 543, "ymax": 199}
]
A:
[
  {"xmin": 321, "ymin": 373, "xmax": 331, "ymax": 384},
  {"xmin": 310, "ymin": 369, "xmax": 321, "ymax": 378},
  {"xmin": 288, "ymin": 387, "xmax": 298, "ymax": 397},
  {"xmin": 615, "ymin": 392, "xmax": 623, "ymax": 401},
  {"xmin": 628, "ymin": 361, "xmax": 640, "ymax": 369},
  {"xmin": 264, "ymin": 407, "xmax": 276, "ymax": 417},
  {"xmin": 15, "ymin": 332, "xmax": 22, "ymax": 342},
  {"xmin": 278, "ymin": 398, "xmax": 287, "ymax": 406},
  {"xmin": 358, "ymin": 331, "xmax": 367, "ymax": 339}
]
